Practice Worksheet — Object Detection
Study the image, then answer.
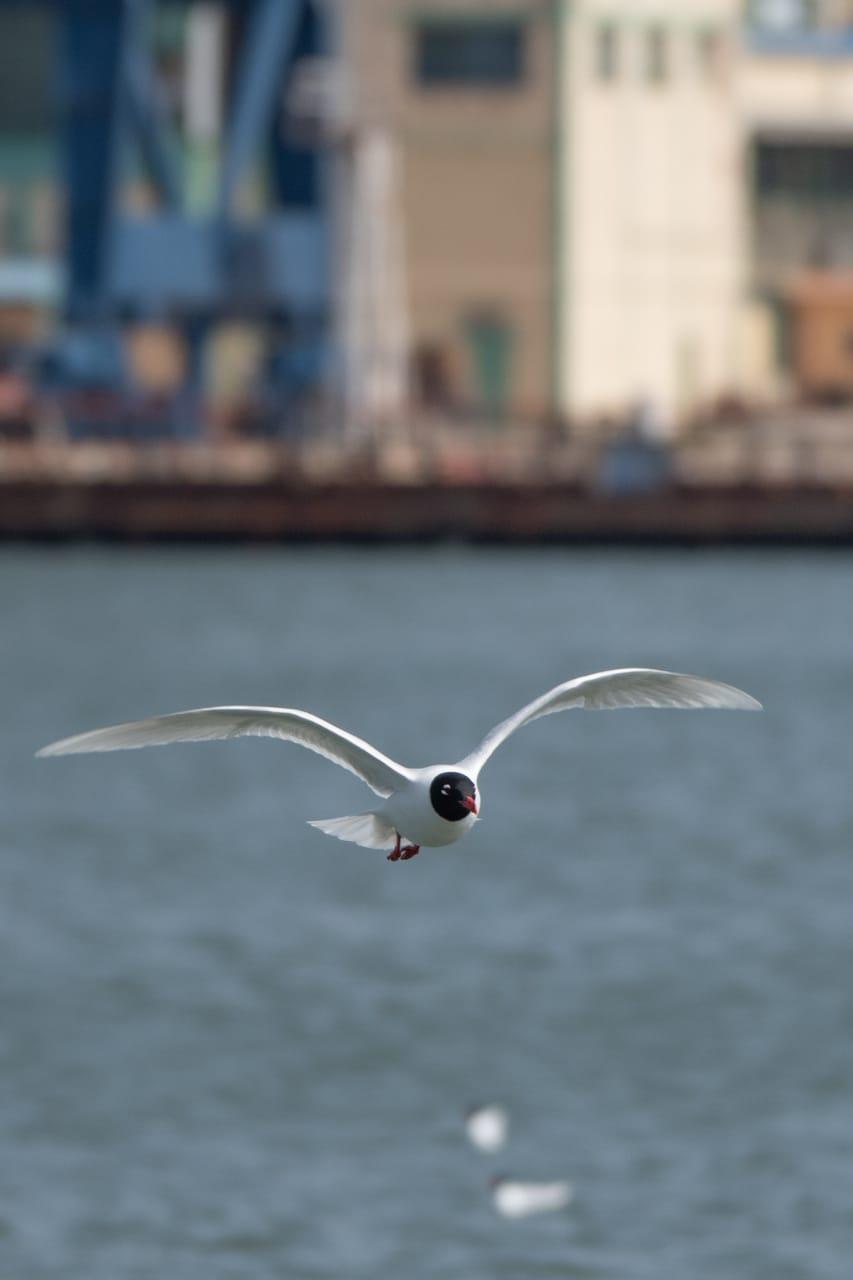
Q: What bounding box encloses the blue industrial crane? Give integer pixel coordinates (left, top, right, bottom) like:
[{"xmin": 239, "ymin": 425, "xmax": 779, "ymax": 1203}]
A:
[{"xmin": 3, "ymin": 0, "xmax": 331, "ymax": 436}]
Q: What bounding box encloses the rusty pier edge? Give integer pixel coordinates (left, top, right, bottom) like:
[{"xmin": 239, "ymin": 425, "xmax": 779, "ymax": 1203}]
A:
[{"xmin": 2, "ymin": 479, "xmax": 853, "ymax": 545}]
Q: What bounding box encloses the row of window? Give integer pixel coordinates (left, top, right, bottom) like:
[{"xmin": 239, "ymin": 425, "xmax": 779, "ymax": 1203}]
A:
[
  {"xmin": 411, "ymin": 18, "xmax": 727, "ymax": 91},
  {"xmin": 756, "ymin": 141, "xmax": 853, "ymax": 200},
  {"xmin": 594, "ymin": 23, "xmax": 727, "ymax": 86}
]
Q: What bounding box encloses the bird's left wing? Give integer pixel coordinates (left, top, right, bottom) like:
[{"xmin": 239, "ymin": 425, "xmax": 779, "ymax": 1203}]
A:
[
  {"xmin": 37, "ymin": 706, "xmax": 413, "ymax": 798},
  {"xmin": 459, "ymin": 668, "xmax": 761, "ymax": 776}
]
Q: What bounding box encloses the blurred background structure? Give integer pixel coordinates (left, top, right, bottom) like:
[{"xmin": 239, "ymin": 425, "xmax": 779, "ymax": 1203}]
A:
[
  {"xmin": 2, "ymin": 0, "xmax": 853, "ymax": 528},
  {"xmin": 0, "ymin": 0, "xmax": 331, "ymax": 440}
]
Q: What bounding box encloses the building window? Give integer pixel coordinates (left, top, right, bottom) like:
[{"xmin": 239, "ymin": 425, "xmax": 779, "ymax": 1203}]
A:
[
  {"xmin": 595, "ymin": 23, "xmax": 619, "ymax": 81},
  {"xmin": 645, "ymin": 26, "xmax": 668, "ymax": 84},
  {"xmin": 413, "ymin": 18, "xmax": 526, "ymax": 88},
  {"xmin": 756, "ymin": 141, "xmax": 853, "ymax": 202},
  {"xmin": 697, "ymin": 28, "xmax": 725, "ymax": 82}
]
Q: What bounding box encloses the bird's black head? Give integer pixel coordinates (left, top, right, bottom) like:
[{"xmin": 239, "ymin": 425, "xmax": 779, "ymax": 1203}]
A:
[{"xmin": 430, "ymin": 771, "xmax": 478, "ymax": 822}]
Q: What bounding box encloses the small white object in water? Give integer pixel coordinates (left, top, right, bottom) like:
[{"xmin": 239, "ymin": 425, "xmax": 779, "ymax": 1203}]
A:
[
  {"xmin": 465, "ymin": 1104, "xmax": 509, "ymax": 1153},
  {"xmin": 490, "ymin": 1175, "xmax": 574, "ymax": 1219}
]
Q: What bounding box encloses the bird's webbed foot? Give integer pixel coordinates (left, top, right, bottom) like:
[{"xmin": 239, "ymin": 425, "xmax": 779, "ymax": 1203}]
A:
[{"xmin": 387, "ymin": 832, "xmax": 420, "ymax": 861}]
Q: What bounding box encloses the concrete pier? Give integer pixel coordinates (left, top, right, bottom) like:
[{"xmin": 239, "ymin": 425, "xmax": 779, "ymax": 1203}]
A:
[{"xmin": 3, "ymin": 475, "xmax": 853, "ymax": 544}]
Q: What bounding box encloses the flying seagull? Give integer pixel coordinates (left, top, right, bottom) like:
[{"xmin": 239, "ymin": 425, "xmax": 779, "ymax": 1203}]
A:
[{"xmin": 37, "ymin": 668, "xmax": 760, "ymax": 863}]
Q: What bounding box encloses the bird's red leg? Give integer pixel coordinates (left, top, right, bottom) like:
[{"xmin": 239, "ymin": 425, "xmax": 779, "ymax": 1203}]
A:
[
  {"xmin": 400, "ymin": 843, "xmax": 421, "ymax": 860},
  {"xmin": 387, "ymin": 832, "xmax": 402, "ymax": 862}
]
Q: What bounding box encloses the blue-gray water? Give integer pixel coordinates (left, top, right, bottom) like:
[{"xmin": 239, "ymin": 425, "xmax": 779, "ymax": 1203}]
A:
[{"xmin": 2, "ymin": 547, "xmax": 852, "ymax": 1279}]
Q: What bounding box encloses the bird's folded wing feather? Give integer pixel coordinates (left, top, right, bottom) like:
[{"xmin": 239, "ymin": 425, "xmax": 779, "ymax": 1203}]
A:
[
  {"xmin": 460, "ymin": 668, "xmax": 761, "ymax": 774},
  {"xmin": 37, "ymin": 707, "xmax": 413, "ymax": 797}
]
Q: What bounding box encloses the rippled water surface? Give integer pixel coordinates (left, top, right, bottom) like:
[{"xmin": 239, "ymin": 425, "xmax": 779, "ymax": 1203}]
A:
[{"xmin": 2, "ymin": 547, "xmax": 852, "ymax": 1279}]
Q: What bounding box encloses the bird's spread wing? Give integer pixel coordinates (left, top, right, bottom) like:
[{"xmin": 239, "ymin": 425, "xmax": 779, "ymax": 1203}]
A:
[
  {"xmin": 459, "ymin": 669, "xmax": 761, "ymax": 775},
  {"xmin": 37, "ymin": 707, "xmax": 413, "ymax": 797}
]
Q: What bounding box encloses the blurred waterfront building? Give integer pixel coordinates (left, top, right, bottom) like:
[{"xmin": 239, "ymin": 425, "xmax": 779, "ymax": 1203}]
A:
[
  {"xmin": 2, "ymin": 1, "xmax": 853, "ymax": 438},
  {"xmin": 341, "ymin": 1, "xmax": 748, "ymax": 430},
  {"xmin": 340, "ymin": 0, "xmax": 557, "ymax": 425},
  {"xmin": 745, "ymin": 0, "xmax": 853, "ymax": 402},
  {"xmin": 554, "ymin": 0, "xmax": 745, "ymax": 430},
  {"xmin": 344, "ymin": 0, "xmax": 853, "ymax": 431}
]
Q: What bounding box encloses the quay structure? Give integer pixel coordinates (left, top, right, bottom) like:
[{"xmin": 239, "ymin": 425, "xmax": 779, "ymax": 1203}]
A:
[{"xmin": 4, "ymin": 409, "xmax": 853, "ymax": 543}]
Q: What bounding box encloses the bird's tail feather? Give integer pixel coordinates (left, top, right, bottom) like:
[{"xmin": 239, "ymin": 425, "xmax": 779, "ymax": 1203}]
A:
[{"xmin": 307, "ymin": 812, "xmax": 395, "ymax": 850}]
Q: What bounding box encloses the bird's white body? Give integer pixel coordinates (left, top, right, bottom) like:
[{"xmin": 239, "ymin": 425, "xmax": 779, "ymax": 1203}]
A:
[
  {"xmin": 492, "ymin": 1178, "xmax": 574, "ymax": 1219},
  {"xmin": 381, "ymin": 768, "xmax": 479, "ymax": 848},
  {"xmin": 37, "ymin": 668, "xmax": 761, "ymax": 860},
  {"xmin": 305, "ymin": 766, "xmax": 479, "ymax": 850}
]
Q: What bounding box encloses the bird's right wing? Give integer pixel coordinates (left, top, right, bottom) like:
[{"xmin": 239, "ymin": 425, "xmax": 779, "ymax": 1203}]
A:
[
  {"xmin": 459, "ymin": 668, "xmax": 761, "ymax": 776},
  {"xmin": 37, "ymin": 706, "xmax": 413, "ymax": 798}
]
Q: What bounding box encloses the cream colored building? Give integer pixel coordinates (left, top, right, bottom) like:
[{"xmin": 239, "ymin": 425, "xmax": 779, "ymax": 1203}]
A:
[
  {"xmin": 556, "ymin": 1, "xmax": 746, "ymax": 429},
  {"xmin": 553, "ymin": 0, "xmax": 853, "ymax": 419}
]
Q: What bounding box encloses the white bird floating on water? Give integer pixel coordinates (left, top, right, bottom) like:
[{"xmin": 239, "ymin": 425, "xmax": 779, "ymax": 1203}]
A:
[
  {"xmin": 37, "ymin": 668, "xmax": 760, "ymax": 862},
  {"xmin": 490, "ymin": 1175, "xmax": 574, "ymax": 1219},
  {"xmin": 465, "ymin": 1104, "xmax": 509, "ymax": 1153}
]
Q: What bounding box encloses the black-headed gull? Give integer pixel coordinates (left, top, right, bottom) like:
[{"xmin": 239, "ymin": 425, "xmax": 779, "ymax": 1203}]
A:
[
  {"xmin": 490, "ymin": 1175, "xmax": 574, "ymax": 1218},
  {"xmin": 37, "ymin": 668, "xmax": 760, "ymax": 862},
  {"xmin": 465, "ymin": 1104, "xmax": 509, "ymax": 1153}
]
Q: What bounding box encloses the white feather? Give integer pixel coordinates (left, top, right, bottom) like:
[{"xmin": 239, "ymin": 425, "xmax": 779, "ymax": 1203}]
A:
[
  {"xmin": 461, "ymin": 668, "xmax": 761, "ymax": 776},
  {"xmin": 307, "ymin": 813, "xmax": 396, "ymax": 850},
  {"xmin": 36, "ymin": 706, "xmax": 413, "ymax": 798}
]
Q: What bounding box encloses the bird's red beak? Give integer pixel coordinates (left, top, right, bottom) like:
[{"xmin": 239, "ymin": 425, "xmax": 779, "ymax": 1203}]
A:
[{"xmin": 462, "ymin": 795, "xmax": 478, "ymax": 815}]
